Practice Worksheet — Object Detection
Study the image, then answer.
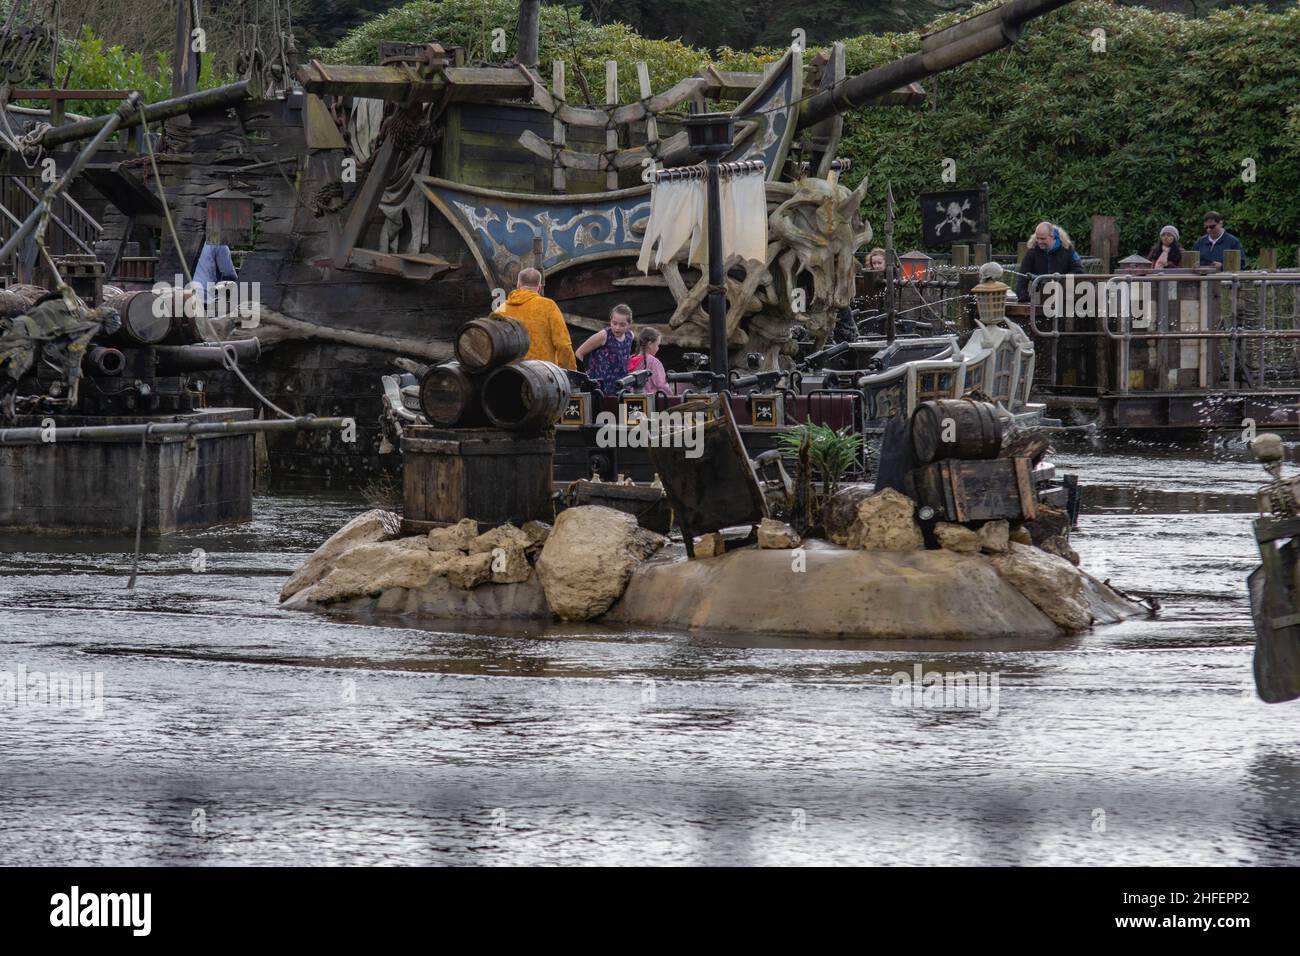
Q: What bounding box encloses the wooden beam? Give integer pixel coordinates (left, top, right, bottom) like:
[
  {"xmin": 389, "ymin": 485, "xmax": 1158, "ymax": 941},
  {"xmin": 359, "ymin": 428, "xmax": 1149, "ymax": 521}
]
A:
[
  {"xmin": 605, "ymin": 61, "xmax": 619, "ymax": 191},
  {"xmin": 333, "ymin": 134, "xmax": 399, "ymax": 268},
  {"xmin": 304, "ymin": 93, "xmax": 346, "ymax": 150},
  {"xmin": 552, "ymin": 61, "xmax": 566, "ymax": 193},
  {"xmin": 637, "ymin": 61, "xmax": 657, "ymax": 160}
]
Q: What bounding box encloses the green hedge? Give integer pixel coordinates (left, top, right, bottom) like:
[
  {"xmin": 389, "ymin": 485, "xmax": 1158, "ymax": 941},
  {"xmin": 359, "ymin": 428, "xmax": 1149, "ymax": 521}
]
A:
[{"xmin": 324, "ymin": 0, "xmax": 1300, "ymax": 263}]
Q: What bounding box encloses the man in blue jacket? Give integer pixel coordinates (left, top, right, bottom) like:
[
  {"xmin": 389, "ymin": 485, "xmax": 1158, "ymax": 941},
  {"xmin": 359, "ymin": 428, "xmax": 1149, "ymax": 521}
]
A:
[{"xmin": 1191, "ymin": 211, "xmax": 1245, "ymax": 268}]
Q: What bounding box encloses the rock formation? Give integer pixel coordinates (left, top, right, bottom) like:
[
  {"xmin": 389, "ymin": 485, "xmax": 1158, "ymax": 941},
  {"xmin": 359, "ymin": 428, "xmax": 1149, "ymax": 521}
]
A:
[{"xmin": 535, "ymin": 506, "xmax": 667, "ymax": 621}]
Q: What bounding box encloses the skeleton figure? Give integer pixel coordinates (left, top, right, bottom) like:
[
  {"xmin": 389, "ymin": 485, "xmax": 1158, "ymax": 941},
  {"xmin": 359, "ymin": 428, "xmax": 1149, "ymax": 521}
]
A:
[
  {"xmin": 658, "ymin": 173, "xmax": 872, "ymax": 366},
  {"xmin": 935, "ymin": 198, "xmax": 976, "ymax": 237}
]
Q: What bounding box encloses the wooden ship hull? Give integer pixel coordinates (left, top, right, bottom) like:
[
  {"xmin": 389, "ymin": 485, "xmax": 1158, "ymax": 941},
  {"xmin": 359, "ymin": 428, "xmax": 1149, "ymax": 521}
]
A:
[{"xmin": 0, "ymin": 0, "xmax": 1082, "ymax": 490}]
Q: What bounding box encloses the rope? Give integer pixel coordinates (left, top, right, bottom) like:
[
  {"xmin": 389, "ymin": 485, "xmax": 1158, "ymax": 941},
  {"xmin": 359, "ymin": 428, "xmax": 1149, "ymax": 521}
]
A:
[
  {"xmin": 125, "ymin": 423, "xmax": 152, "ymax": 590},
  {"xmin": 137, "ymin": 103, "xmax": 295, "ymax": 420}
]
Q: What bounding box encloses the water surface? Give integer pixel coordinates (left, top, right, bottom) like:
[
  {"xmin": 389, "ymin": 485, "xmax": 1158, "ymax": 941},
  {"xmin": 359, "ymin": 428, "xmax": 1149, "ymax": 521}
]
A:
[{"xmin": 2, "ymin": 439, "xmax": 1297, "ymax": 866}]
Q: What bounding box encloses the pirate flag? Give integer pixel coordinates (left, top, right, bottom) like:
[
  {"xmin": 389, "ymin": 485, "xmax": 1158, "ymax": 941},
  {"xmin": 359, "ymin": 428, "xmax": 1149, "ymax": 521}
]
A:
[{"xmin": 920, "ymin": 189, "xmax": 986, "ymax": 246}]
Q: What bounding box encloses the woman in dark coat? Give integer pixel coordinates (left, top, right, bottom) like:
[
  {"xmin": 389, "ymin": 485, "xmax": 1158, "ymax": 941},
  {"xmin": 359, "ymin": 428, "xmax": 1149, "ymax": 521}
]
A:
[{"xmin": 1147, "ymin": 225, "xmax": 1183, "ymax": 269}]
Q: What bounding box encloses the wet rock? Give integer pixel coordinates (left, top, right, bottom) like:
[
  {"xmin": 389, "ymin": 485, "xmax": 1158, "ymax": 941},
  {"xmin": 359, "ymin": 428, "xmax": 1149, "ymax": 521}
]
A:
[
  {"xmin": 990, "ymin": 542, "xmax": 1092, "ymax": 632},
  {"xmin": 446, "ymin": 551, "xmax": 494, "ymax": 589},
  {"xmin": 845, "ymin": 488, "xmax": 924, "ymax": 551},
  {"xmin": 1040, "ymin": 534, "xmax": 1080, "ymax": 566},
  {"xmin": 823, "ymin": 484, "xmax": 877, "ymax": 546},
  {"xmin": 934, "ymin": 522, "xmax": 980, "ymax": 554},
  {"xmin": 488, "ymin": 545, "xmax": 531, "ymax": 584},
  {"xmin": 310, "ymin": 541, "xmax": 454, "ymax": 604},
  {"xmin": 609, "ymin": 541, "xmax": 1058, "ymax": 639},
  {"xmin": 521, "ymin": 520, "xmax": 552, "ymax": 551},
  {"xmin": 427, "ymin": 518, "xmax": 479, "ymax": 552},
  {"xmin": 536, "ymin": 506, "xmax": 667, "ymax": 621},
  {"xmin": 471, "ymin": 523, "xmax": 531, "ymax": 555},
  {"xmin": 1023, "ymin": 504, "xmax": 1071, "ymax": 547},
  {"xmin": 978, "ymin": 520, "xmax": 1010, "ymax": 554},
  {"xmin": 693, "ymin": 532, "xmax": 727, "ymax": 558},
  {"xmin": 758, "ymin": 518, "xmax": 800, "ymax": 549},
  {"xmin": 280, "ymin": 508, "xmax": 399, "ymax": 601},
  {"xmin": 325, "ymin": 574, "xmax": 550, "ymax": 620},
  {"xmin": 1009, "ymin": 524, "xmax": 1033, "ymax": 545},
  {"xmin": 392, "ymin": 536, "xmax": 432, "ymax": 551}
]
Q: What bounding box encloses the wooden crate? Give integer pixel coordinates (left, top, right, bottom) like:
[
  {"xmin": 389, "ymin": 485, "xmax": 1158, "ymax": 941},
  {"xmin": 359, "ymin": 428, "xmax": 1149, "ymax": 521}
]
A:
[
  {"xmin": 910, "ymin": 456, "xmax": 1038, "ymax": 523},
  {"xmin": 400, "ymin": 426, "xmax": 555, "ymax": 534}
]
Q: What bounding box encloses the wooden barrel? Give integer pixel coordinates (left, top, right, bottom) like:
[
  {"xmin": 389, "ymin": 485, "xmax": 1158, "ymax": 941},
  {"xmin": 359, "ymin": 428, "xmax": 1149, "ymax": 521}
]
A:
[
  {"xmin": 454, "ymin": 314, "xmax": 530, "ymax": 371},
  {"xmin": 400, "ymin": 426, "xmax": 555, "ymax": 533},
  {"xmin": 482, "ymin": 360, "xmax": 572, "ymax": 431},
  {"xmin": 910, "ymin": 399, "xmax": 1003, "ymax": 464},
  {"xmin": 418, "ymin": 362, "xmax": 488, "ymax": 427},
  {"xmin": 100, "ymin": 290, "xmax": 172, "ymax": 346}
]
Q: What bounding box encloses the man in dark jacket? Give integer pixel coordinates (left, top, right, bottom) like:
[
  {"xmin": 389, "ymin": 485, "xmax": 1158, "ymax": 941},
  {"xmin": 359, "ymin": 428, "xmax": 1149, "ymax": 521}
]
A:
[
  {"xmin": 1015, "ymin": 221, "xmax": 1083, "ymax": 301},
  {"xmin": 1191, "ymin": 211, "xmax": 1245, "ymax": 267}
]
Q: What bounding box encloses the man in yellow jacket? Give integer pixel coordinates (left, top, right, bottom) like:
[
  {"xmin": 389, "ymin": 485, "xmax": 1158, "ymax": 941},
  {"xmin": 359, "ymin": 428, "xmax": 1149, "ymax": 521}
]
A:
[{"xmin": 495, "ymin": 268, "xmax": 577, "ymax": 370}]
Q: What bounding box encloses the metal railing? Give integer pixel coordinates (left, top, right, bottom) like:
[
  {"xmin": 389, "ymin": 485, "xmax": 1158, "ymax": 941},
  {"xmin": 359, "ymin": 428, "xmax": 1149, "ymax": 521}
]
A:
[{"xmin": 1026, "ymin": 272, "xmax": 1300, "ymax": 394}]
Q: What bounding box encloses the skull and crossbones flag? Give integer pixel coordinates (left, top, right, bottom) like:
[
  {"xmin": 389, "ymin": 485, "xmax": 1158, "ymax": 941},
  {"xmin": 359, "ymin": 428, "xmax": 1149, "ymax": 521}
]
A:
[{"xmin": 920, "ymin": 189, "xmax": 986, "ymax": 245}]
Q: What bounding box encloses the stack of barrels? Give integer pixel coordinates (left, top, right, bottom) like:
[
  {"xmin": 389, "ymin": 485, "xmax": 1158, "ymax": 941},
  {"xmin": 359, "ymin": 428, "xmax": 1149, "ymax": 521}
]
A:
[
  {"xmin": 402, "ymin": 314, "xmax": 572, "ymax": 533},
  {"xmin": 417, "ymin": 314, "xmax": 572, "ymax": 433}
]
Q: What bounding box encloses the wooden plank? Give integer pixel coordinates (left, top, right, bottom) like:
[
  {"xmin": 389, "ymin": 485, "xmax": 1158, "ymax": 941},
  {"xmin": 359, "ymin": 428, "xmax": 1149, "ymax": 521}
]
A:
[
  {"xmin": 443, "ymin": 66, "xmax": 535, "ymax": 102},
  {"xmin": 552, "ymin": 60, "xmax": 566, "ymax": 193},
  {"xmin": 645, "ymin": 76, "xmax": 709, "ymax": 115},
  {"xmin": 555, "ymin": 102, "xmax": 610, "ymax": 128},
  {"xmin": 304, "ymin": 93, "xmax": 346, "ymax": 150},
  {"xmin": 1013, "ymin": 456, "xmax": 1037, "ymax": 520},
  {"xmin": 703, "ymin": 68, "xmax": 763, "ymax": 101},
  {"xmin": 606, "ymin": 61, "xmax": 620, "ymax": 192},
  {"xmin": 303, "ymin": 61, "xmax": 440, "ymax": 101},
  {"xmin": 637, "ymin": 61, "xmax": 658, "ymax": 162},
  {"xmin": 333, "ymin": 134, "xmax": 398, "ymax": 268}
]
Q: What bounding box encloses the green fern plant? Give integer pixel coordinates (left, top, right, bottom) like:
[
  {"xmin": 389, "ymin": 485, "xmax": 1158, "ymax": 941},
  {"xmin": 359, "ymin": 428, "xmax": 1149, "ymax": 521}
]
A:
[{"xmin": 778, "ymin": 420, "xmax": 863, "ymax": 503}]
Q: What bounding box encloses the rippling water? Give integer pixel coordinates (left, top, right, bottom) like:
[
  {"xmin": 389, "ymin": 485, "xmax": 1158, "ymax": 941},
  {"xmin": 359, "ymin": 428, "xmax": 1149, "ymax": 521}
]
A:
[{"xmin": 2, "ymin": 437, "xmax": 1299, "ymax": 866}]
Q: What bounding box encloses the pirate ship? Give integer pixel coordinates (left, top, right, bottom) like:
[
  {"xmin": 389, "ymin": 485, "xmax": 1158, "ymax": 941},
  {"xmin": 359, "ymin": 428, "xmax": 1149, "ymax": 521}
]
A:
[{"xmin": 0, "ymin": 0, "xmax": 1082, "ymax": 487}]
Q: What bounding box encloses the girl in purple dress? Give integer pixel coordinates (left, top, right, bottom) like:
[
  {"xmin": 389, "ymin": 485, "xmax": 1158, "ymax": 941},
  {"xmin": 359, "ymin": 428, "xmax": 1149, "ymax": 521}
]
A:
[{"xmin": 575, "ymin": 303, "xmax": 634, "ymax": 395}]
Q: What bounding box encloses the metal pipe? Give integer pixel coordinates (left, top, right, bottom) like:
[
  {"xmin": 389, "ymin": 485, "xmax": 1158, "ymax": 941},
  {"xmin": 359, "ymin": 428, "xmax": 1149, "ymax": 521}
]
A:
[
  {"xmin": 0, "ymin": 92, "xmax": 143, "ymax": 263},
  {"xmin": 153, "ymin": 339, "xmax": 261, "ymax": 374},
  {"xmin": 0, "ymin": 416, "xmax": 348, "ymax": 446},
  {"xmin": 85, "ymin": 346, "xmax": 125, "ymax": 375},
  {"xmin": 705, "ymin": 155, "xmax": 728, "ymax": 386},
  {"xmin": 797, "ymin": 0, "xmax": 1078, "ymax": 129},
  {"xmin": 33, "ymin": 81, "xmax": 254, "ymax": 150}
]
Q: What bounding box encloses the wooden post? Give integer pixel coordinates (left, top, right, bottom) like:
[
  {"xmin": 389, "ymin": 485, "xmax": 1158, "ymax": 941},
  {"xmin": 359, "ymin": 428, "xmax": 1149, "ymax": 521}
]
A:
[
  {"xmin": 952, "ymin": 244, "xmax": 969, "ymax": 268},
  {"xmin": 1223, "ymin": 248, "xmax": 1241, "ymax": 272},
  {"xmin": 605, "ymin": 60, "xmax": 619, "ymax": 191},
  {"xmin": 974, "ymin": 243, "xmax": 990, "ymax": 266},
  {"xmin": 1259, "ymin": 247, "xmax": 1277, "ymax": 271},
  {"xmin": 171, "ymin": 0, "xmax": 199, "ymax": 98},
  {"xmin": 516, "ymin": 0, "xmax": 541, "ymax": 68},
  {"xmin": 552, "ymin": 60, "xmax": 566, "ymax": 193},
  {"xmin": 1015, "ymin": 241, "xmax": 1028, "ymax": 262},
  {"xmin": 1099, "ymin": 250, "xmax": 1111, "ymax": 274},
  {"xmin": 1184, "ymin": 249, "xmax": 1200, "ymax": 268},
  {"xmin": 636, "ymin": 61, "xmax": 657, "ymax": 158}
]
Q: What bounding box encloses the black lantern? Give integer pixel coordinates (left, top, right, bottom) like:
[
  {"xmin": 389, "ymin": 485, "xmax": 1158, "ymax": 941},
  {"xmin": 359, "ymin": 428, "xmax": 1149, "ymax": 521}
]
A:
[
  {"xmin": 205, "ymin": 185, "xmax": 254, "ymax": 247},
  {"xmin": 683, "ymin": 110, "xmax": 734, "ymax": 158}
]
